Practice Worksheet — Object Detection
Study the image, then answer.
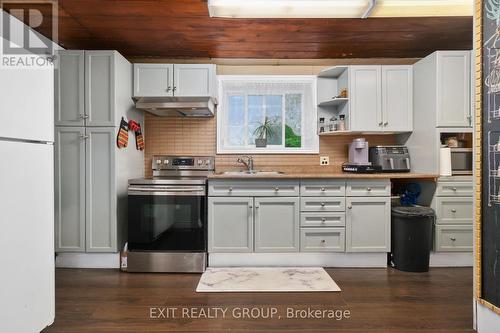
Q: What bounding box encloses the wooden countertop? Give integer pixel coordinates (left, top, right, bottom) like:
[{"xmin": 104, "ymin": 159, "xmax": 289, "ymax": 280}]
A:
[{"xmin": 208, "ymin": 172, "xmax": 438, "ymax": 180}]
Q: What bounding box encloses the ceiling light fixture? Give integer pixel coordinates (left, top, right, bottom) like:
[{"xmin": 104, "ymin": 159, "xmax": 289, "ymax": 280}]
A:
[{"xmin": 207, "ymin": 0, "xmax": 473, "ymax": 18}]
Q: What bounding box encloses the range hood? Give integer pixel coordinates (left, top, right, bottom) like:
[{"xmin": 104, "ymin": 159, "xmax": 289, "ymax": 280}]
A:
[{"xmin": 133, "ymin": 96, "xmax": 216, "ymax": 117}]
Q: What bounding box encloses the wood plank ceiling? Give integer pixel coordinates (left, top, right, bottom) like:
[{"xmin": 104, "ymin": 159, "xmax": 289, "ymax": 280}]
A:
[{"xmin": 5, "ymin": 0, "xmax": 473, "ymax": 59}]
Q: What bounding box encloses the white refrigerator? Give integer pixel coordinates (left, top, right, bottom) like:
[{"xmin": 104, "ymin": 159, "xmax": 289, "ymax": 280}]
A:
[{"xmin": 0, "ymin": 62, "xmax": 55, "ymax": 330}]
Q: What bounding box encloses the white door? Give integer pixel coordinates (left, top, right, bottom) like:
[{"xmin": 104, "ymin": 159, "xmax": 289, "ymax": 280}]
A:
[
  {"xmin": 436, "ymin": 51, "xmax": 471, "ymax": 127},
  {"xmin": 173, "ymin": 64, "xmax": 214, "ymax": 97},
  {"xmin": 0, "ymin": 141, "xmax": 55, "ymax": 332},
  {"xmin": 382, "ymin": 65, "xmax": 413, "ymax": 132},
  {"xmin": 349, "ymin": 66, "xmax": 382, "ymax": 131},
  {"xmin": 133, "ymin": 64, "xmax": 174, "ymax": 97}
]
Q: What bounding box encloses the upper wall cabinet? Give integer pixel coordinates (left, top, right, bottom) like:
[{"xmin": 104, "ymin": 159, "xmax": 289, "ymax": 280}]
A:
[
  {"xmin": 349, "ymin": 66, "xmax": 382, "ymax": 132},
  {"xmin": 413, "ymin": 51, "xmax": 472, "ymax": 128},
  {"xmin": 133, "ymin": 63, "xmax": 216, "ymax": 98},
  {"xmin": 56, "ymin": 50, "xmax": 132, "ymax": 127},
  {"xmin": 381, "ymin": 66, "xmax": 413, "ymax": 132}
]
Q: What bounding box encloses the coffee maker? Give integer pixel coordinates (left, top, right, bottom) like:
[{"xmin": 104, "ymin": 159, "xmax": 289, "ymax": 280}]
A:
[{"xmin": 342, "ymin": 138, "xmax": 382, "ymax": 173}]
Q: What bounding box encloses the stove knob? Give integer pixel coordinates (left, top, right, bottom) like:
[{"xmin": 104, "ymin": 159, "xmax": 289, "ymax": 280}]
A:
[
  {"xmin": 156, "ymin": 159, "xmax": 162, "ymax": 165},
  {"xmin": 206, "ymin": 159, "xmax": 211, "ymax": 165},
  {"xmin": 198, "ymin": 160, "xmax": 203, "ymax": 165},
  {"xmin": 163, "ymin": 160, "xmax": 169, "ymax": 165}
]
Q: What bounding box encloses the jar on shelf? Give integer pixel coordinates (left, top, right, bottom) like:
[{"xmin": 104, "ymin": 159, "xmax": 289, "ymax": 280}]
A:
[
  {"xmin": 329, "ymin": 117, "xmax": 338, "ymax": 132},
  {"xmin": 338, "ymin": 114, "xmax": 346, "ymax": 131},
  {"xmin": 318, "ymin": 117, "xmax": 325, "ymax": 133}
]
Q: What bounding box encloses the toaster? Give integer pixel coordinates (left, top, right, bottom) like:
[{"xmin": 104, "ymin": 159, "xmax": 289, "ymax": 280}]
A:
[{"xmin": 369, "ymin": 146, "xmax": 411, "ymax": 172}]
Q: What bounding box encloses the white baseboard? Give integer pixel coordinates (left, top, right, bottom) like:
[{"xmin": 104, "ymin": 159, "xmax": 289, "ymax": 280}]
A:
[
  {"xmin": 429, "ymin": 252, "xmax": 473, "ymax": 267},
  {"xmin": 209, "ymin": 253, "xmax": 388, "ymax": 268},
  {"xmin": 55, "ymin": 253, "xmax": 120, "ymax": 269}
]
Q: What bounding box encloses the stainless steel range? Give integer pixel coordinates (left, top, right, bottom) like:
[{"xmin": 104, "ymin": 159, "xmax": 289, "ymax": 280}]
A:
[{"xmin": 126, "ymin": 155, "xmax": 214, "ymax": 273}]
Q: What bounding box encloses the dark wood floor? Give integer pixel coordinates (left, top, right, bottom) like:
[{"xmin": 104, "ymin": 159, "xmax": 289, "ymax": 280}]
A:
[{"xmin": 43, "ymin": 267, "xmax": 474, "ymax": 333}]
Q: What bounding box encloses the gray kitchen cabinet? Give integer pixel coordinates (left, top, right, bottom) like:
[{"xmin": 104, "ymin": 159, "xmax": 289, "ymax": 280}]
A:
[
  {"xmin": 300, "ymin": 228, "xmax": 345, "ymax": 252},
  {"xmin": 133, "ymin": 63, "xmax": 216, "ymax": 98},
  {"xmin": 349, "ymin": 66, "xmax": 382, "ymax": 132},
  {"xmin": 85, "ymin": 51, "xmax": 115, "ymax": 127},
  {"xmin": 300, "ymin": 180, "xmax": 345, "ymax": 196},
  {"xmin": 208, "ymin": 197, "xmax": 254, "ymax": 253},
  {"xmin": 85, "ymin": 127, "xmax": 117, "ymax": 252},
  {"xmin": 346, "ymin": 180, "xmax": 391, "ymax": 197},
  {"xmin": 55, "ymin": 49, "xmax": 143, "ymax": 254},
  {"xmin": 300, "ymin": 197, "xmax": 345, "ymax": 211},
  {"xmin": 209, "ymin": 180, "xmax": 299, "ymax": 197},
  {"xmin": 381, "ymin": 65, "xmax": 413, "ymax": 132},
  {"xmin": 254, "ymin": 197, "xmax": 299, "ymax": 252},
  {"xmin": 436, "ymin": 51, "xmax": 471, "ymax": 127},
  {"xmin": 133, "ymin": 64, "xmax": 174, "ymax": 97},
  {"xmin": 435, "ymin": 225, "xmax": 473, "ymax": 252},
  {"xmin": 345, "ymin": 197, "xmax": 391, "ymax": 252},
  {"xmin": 173, "ymin": 64, "xmax": 216, "ymax": 97},
  {"xmin": 54, "ymin": 127, "xmax": 86, "ymax": 252},
  {"xmin": 55, "ymin": 50, "xmax": 85, "ymax": 126}
]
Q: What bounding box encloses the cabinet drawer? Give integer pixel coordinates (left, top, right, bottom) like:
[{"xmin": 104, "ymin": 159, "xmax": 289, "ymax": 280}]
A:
[
  {"xmin": 436, "ymin": 181, "xmax": 473, "ymax": 196},
  {"xmin": 300, "ymin": 212, "xmax": 345, "ymax": 227},
  {"xmin": 208, "ymin": 180, "xmax": 299, "ymax": 196},
  {"xmin": 300, "ymin": 228, "xmax": 345, "ymax": 252},
  {"xmin": 435, "ymin": 225, "xmax": 473, "ymax": 252},
  {"xmin": 346, "ymin": 180, "xmax": 390, "ymax": 196},
  {"xmin": 300, "ymin": 197, "xmax": 345, "ymax": 212},
  {"xmin": 435, "ymin": 197, "xmax": 473, "ymax": 224},
  {"xmin": 300, "ymin": 180, "xmax": 345, "ymax": 196}
]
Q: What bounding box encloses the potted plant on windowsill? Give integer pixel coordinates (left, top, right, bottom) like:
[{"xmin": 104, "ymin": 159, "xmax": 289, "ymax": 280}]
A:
[{"xmin": 253, "ymin": 117, "xmax": 274, "ymax": 148}]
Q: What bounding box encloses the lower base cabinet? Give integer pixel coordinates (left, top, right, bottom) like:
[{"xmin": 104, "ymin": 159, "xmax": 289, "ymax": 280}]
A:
[
  {"xmin": 345, "ymin": 197, "xmax": 391, "ymax": 252},
  {"xmin": 300, "ymin": 228, "xmax": 345, "ymax": 252},
  {"xmin": 208, "ymin": 197, "xmax": 253, "ymax": 253},
  {"xmin": 254, "ymin": 197, "xmax": 299, "ymax": 252}
]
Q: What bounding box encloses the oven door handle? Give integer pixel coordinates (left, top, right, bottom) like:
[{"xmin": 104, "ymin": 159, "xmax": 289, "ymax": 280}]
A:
[{"xmin": 128, "ymin": 186, "xmax": 206, "ymax": 196}]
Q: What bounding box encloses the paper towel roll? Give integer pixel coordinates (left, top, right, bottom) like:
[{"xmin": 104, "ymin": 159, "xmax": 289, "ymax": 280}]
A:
[{"xmin": 440, "ymin": 147, "xmax": 452, "ymax": 176}]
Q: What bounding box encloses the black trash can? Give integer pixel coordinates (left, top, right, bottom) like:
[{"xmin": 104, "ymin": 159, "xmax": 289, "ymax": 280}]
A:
[{"xmin": 390, "ymin": 206, "xmax": 435, "ymax": 272}]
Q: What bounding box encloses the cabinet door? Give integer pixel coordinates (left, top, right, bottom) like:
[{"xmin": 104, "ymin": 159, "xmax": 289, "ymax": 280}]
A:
[
  {"xmin": 346, "ymin": 197, "xmax": 390, "ymax": 252},
  {"xmin": 173, "ymin": 64, "xmax": 214, "ymax": 97},
  {"xmin": 254, "ymin": 197, "xmax": 299, "ymax": 252},
  {"xmin": 55, "ymin": 127, "xmax": 86, "ymax": 252},
  {"xmin": 382, "ymin": 65, "xmax": 413, "ymax": 132},
  {"xmin": 55, "ymin": 50, "xmax": 85, "ymax": 126},
  {"xmin": 208, "ymin": 197, "xmax": 253, "ymax": 252},
  {"xmin": 85, "ymin": 51, "xmax": 115, "ymax": 126},
  {"xmin": 349, "ymin": 66, "xmax": 382, "ymax": 131},
  {"xmin": 85, "ymin": 127, "xmax": 116, "ymax": 252},
  {"xmin": 133, "ymin": 64, "xmax": 174, "ymax": 97},
  {"xmin": 436, "ymin": 51, "xmax": 471, "ymax": 127}
]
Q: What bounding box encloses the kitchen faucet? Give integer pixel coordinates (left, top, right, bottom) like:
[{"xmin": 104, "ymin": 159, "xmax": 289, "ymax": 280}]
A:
[{"xmin": 237, "ymin": 156, "xmax": 255, "ymax": 173}]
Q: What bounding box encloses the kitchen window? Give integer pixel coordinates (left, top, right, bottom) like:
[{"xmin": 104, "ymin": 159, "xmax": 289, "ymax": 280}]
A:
[{"xmin": 217, "ymin": 76, "xmax": 318, "ymax": 153}]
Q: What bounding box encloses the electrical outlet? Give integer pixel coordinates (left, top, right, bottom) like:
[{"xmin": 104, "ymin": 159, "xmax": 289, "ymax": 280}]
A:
[{"xmin": 320, "ymin": 156, "xmax": 330, "ymax": 166}]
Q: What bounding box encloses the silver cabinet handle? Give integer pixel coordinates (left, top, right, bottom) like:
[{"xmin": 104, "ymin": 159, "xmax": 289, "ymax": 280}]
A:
[
  {"xmin": 451, "ymin": 209, "xmax": 457, "ymax": 213},
  {"xmin": 249, "ymin": 205, "xmax": 253, "ymax": 209},
  {"xmin": 321, "ymin": 218, "xmax": 326, "ymax": 223},
  {"xmin": 228, "ymin": 187, "xmax": 233, "ymax": 192},
  {"xmin": 450, "ymin": 237, "xmax": 456, "ymax": 241},
  {"xmin": 166, "ymin": 86, "xmax": 172, "ymax": 92},
  {"xmin": 378, "ymin": 121, "xmax": 383, "ymax": 126},
  {"xmin": 452, "ymin": 187, "xmax": 457, "ymax": 191},
  {"xmin": 255, "ymin": 205, "xmax": 260, "ymax": 209},
  {"xmin": 320, "ymin": 187, "xmax": 326, "ymax": 192},
  {"xmin": 347, "ymin": 205, "xmax": 352, "ymax": 209},
  {"xmin": 173, "ymin": 86, "xmax": 177, "ymax": 92},
  {"xmin": 79, "ymin": 114, "xmax": 89, "ymax": 119},
  {"xmin": 384, "ymin": 122, "xmax": 388, "ymax": 126},
  {"xmin": 80, "ymin": 134, "xmax": 89, "ymax": 139},
  {"xmin": 367, "ymin": 187, "xmax": 372, "ymax": 191},
  {"xmin": 320, "ymin": 202, "xmax": 325, "ymax": 207},
  {"xmin": 274, "ymin": 187, "xmax": 279, "ymax": 192},
  {"xmin": 320, "ymin": 239, "xmax": 326, "ymax": 243}
]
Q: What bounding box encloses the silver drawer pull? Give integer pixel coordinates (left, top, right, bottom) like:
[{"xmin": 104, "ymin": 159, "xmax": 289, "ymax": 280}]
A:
[
  {"xmin": 320, "ymin": 202, "xmax": 325, "ymax": 207},
  {"xmin": 228, "ymin": 187, "xmax": 233, "ymax": 192},
  {"xmin": 320, "ymin": 187, "xmax": 326, "ymax": 192},
  {"xmin": 320, "ymin": 239, "xmax": 326, "ymax": 243},
  {"xmin": 347, "ymin": 205, "xmax": 352, "ymax": 209},
  {"xmin": 275, "ymin": 187, "xmax": 279, "ymax": 192},
  {"xmin": 451, "ymin": 209, "xmax": 457, "ymax": 213},
  {"xmin": 80, "ymin": 134, "xmax": 89, "ymax": 139},
  {"xmin": 249, "ymin": 205, "xmax": 253, "ymax": 209},
  {"xmin": 367, "ymin": 187, "xmax": 372, "ymax": 191},
  {"xmin": 321, "ymin": 218, "xmax": 326, "ymax": 223},
  {"xmin": 452, "ymin": 187, "xmax": 457, "ymax": 191},
  {"xmin": 450, "ymin": 237, "xmax": 456, "ymax": 241}
]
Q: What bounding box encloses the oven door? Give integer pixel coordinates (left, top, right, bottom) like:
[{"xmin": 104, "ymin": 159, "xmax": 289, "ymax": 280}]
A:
[{"xmin": 128, "ymin": 185, "xmax": 206, "ymax": 252}]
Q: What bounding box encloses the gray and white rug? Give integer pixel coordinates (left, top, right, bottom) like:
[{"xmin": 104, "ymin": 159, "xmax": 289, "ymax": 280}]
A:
[{"xmin": 196, "ymin": 267, "xmax": 341, "ymax": 292}]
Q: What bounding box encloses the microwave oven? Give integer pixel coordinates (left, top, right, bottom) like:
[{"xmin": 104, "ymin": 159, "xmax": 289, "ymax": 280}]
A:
[{"xmin": 450, "ymin": 148, "xmax": 473, "ymax": 175}]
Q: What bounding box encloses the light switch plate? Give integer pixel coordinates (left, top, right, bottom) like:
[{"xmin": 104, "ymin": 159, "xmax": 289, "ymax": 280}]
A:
[{"xmin": 320, "ymin": 156, "xmax": 330, "ymax": 166}]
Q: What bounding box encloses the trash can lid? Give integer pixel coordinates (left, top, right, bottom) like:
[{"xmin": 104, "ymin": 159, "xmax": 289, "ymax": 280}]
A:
[{"xmin": 391, "ymin": 206, "xmax": 435, "ymax": 218}]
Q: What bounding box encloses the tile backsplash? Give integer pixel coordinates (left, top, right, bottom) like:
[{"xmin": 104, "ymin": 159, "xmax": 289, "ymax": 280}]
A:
[{"xmin": 143, "ymin": 113, "xmax": 396, "ymax": 177}]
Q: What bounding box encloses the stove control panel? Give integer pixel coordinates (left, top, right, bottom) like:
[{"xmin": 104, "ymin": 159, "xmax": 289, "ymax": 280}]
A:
[{"xmin": 152, "ymin": 155, "xmax": 215, "ymax": 171}]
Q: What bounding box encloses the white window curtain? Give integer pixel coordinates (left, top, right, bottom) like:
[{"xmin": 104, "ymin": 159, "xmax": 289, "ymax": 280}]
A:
[{"xmin": 217, "ymin": 75, "xmax": 319, "ymax": 154}]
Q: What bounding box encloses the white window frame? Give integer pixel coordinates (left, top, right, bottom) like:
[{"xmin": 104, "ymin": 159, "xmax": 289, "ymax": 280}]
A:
[{"xmin": 217, "ymin": 75, "xmax": 319, "ymax": 154}]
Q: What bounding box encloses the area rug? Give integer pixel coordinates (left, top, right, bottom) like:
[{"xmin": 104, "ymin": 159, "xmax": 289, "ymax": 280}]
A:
[{"xmin": 196, "ymin": 267, "xmax": 341, "ymax": 292}]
